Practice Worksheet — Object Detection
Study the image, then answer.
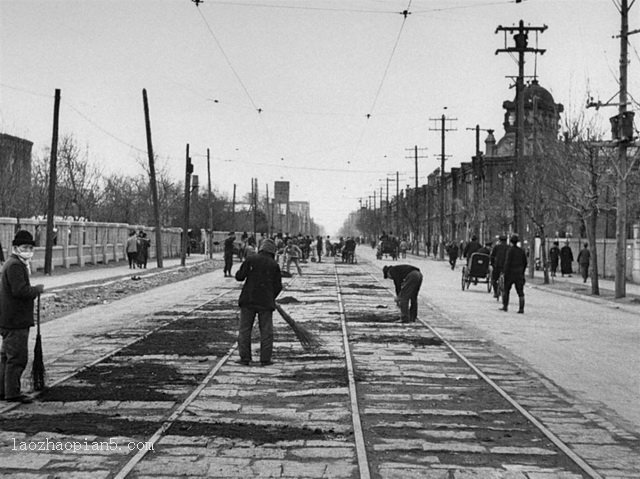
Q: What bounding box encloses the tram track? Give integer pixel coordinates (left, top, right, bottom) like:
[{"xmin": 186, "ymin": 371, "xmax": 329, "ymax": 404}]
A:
[{"xmin": 0, "ymin": 255, "xmax": 635, "ymax": 477}]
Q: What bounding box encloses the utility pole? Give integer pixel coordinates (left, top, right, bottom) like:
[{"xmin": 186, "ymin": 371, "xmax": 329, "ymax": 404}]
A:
[
  {"xmin": 252, "ymin": 178, "xmax": 258, "ymax": 239},
  {"xmin": 430, "ymin": 114, "xmax": 457, "ymax": 259},
  {"xmin": 465, "ymin": 125, "xmax": 493, "ymax": 240},
  {"xmin": 181, "ymin": 144, "xmax": 193, "ymax": 267},
  {"xmin": 44, "ymin": 89, "xmax": 61, "ymax": 275},
  {"xmin": 143, "ymin": 89, "xmax": 164, "ymax": 268},
  {"xmin": 207, "ymin": 148, "xmax": 213, "ymax": 259},
  {"xmin": 404, "ymin": 146, "xmax": 428, "ymax": 254},
  {"xmin": 585, "ymin": 1, "xmax": 637, "ymax": 298},
  {"xmin": 265, "ymin": 183, "xmax": 270, "ymax": 237},
  {"xmin": 232, "ymin": 184, "xmax": 237, "ymax": 231},
  {"xmin": 396, "ymin": 171, "xmax": 400, "ymax": 235},
  {"xmin": 496, "ymin": 20, "xmax": 547, "ymax": 238}
]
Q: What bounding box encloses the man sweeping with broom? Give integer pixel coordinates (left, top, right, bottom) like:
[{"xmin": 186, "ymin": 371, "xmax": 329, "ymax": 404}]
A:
[
  {"xmin": 235, "ymin": 238, "xmax": 282, "ymax": 366},
  {"xmin": 0, "ymin": 230, "xmax": 45, "ymax": 403}
]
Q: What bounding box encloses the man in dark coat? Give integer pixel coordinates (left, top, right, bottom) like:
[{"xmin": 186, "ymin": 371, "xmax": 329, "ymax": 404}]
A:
[
  {"xmin": 560, "ymin": 241, "xmax": 574, "ymax": 277},
  {"xmin": 447, "ymin": 241, "xmax": 459, "ymax": 270},
  {"xmin": 0, "ymin": 230, "xmax": 44, "ymax": 403},
  {"xmin": 577, "ymin": 242, "xmax": 591, "ymax": 283},
  {"xmin": 223, "ymin": 231, "xmax": 236, "ymax": 277},
  {"xmin": 549, "ymin": 241, "xmax": 560, "ymax": 277},
  {"xmin": 463, "ymin": 235, "xmax": 481, "ymax": 265},
  {"xmin": 383, "ymin": 264, "xmax": 423, "ymax": 323},
  {"xmin": 501, "ymin": 235, "xmax": 527, "ymax": 314},
  {"xmin": 235, "ymin": 239, "xmax": 283, "ymax": 366},
  {"xmin": 490, "ymin": 235, "xmax": 509, "ymax": 298}
]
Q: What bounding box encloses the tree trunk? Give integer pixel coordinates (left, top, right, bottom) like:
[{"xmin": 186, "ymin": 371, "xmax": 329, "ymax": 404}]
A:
[
  {"xmin": 588, "ymin": 211, "xmax": 600, "ymax": 295},
  {"xmin": 540, "ymin": 228, "xmax": 550, "ymax": 284}
]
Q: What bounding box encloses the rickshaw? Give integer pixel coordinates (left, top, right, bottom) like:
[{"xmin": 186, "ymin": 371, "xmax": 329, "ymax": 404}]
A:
[
  {"xmin": 461, "ymin": 252, "xmax": 492, "ymax": 292},
  {"xmin": 376, "ymin": 238, "xmax": 398, "ymax": 260}
]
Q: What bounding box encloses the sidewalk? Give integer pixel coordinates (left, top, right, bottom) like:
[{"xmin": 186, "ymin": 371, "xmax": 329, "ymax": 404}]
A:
[{"xmin": 33, "ymin": 254, "xmax": 213, "ymax": 291}]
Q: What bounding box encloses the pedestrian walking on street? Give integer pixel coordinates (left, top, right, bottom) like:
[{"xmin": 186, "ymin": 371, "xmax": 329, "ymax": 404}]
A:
[
  {"xmin": 0, "ymin": 239, "xmax": 5, "ymax": 265},
  {"xmin": 490, "ymin": 235, "xmax": 509, "ymax": 298},
  {"xmin": 283, "ymin": 238, "xmax": 303, "ymax": 276},
  {"xmin": 577, "ymin": 242, "xmax": 591, "ymax": 283},
  {"xmin": 223, "ymin": 231, "xmax": 236, "ymax": 277},
  {"xmin": 383, "ymin": 264, "xmax": 423, "ymax": 323},
  {"xmin": 136, "ymin": 231, "xmax": 150, "ymax": 269},
  {"xmin": 447, "ymin": 241, "xmax": 459, "ymax": 270},
  {"xmin": 0, "ymin": 230, "xmax": 44, "ymax": 403},
  {"xmin": 560, "ymin": 241, "xmax": 574, "ymax": 277},
  {"xmin": 501, "ymin": 235, "xmax": 527, "ymax": 314},
  {"xmin": 315, "ymin": 235, "xmax": 323, "ymax": 263},
  {"xmin": 126, "ymin": 230, "xmax": 138, "ymax": 269},
  {"xmin": 235, "ymin": 239, "xmax": 283, "ymax": 366},
  {"xmin": 549, "ymin": 241, "xmax": 560, "ymax": 277}
]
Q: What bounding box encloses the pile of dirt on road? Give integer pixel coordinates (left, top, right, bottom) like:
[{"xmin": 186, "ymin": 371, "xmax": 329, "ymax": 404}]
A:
[{"xmin": 39, "ymin": 260, "xmax": 221, "ymax": 324}]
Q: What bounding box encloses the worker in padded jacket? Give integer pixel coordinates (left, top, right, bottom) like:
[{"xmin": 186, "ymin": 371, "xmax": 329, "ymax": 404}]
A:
[
  {"xmin": 501, "ymin": 234, "xmax": 528, "ymax": 314},
  {"xmin": 0, "ymin": 230, "xmax": 44, "ymax": 403},
  {"xmin": 235, "ymin": 238, "xmax": 283, "ymax": 366},
  {"xmin": 383, "ymin": 264, "xmax": 423, "ymax": 323}
]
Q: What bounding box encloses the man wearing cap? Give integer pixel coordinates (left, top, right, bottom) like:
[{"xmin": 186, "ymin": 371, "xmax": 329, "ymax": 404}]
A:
[
  {"xmin": 235, "ymin": 238, "xmax": 283, "ymax": 366},
  {"xmin": 490, "ymin": 235, "xmax": 509, "ymax": 299},
  {"xmin": 223, "ymin": 231, "xmax": 236, "ymax": 277},
  {"xmin": 501, "ymin": 235, "xmax": 527, "ymax": 314},
  {"xmin": 0, "ymin": 230, "xmax": 45, "ymax": 403},
  {"xmin": 383, "ymin": 264, "xmax": 423, "ymax": 323}
]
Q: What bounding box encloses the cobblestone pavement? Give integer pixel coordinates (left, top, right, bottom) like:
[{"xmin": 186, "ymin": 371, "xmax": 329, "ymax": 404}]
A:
[{"xmin": 0, "ymin": 250, "xmax": 638, "ymax": 478}]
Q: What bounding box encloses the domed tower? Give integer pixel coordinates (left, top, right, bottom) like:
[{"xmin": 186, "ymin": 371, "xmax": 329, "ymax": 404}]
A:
[{"xmin": 495, "ymin": 80, "xmax": 564, "ymax": 157}]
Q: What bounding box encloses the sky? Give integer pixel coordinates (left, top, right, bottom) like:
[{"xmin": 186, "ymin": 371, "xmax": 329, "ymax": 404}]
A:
[{"xmin": 1, "ymin": 0, "xmax": 638, "ymax": 236}]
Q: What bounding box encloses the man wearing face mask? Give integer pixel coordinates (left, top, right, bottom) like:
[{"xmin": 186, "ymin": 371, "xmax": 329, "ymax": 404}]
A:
[{"xmin": 0, "ymin": 230, "xmax": 44, "ymax": 403}]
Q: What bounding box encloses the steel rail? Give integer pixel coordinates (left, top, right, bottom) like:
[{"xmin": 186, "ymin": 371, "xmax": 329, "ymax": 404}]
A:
[
  {"xmin": 332, "ymin": 262, "xmax": 372, "ymax": 479},
  {"xmin": 358, "ymin": 258, "xmax": 603, "ymax": 479}
]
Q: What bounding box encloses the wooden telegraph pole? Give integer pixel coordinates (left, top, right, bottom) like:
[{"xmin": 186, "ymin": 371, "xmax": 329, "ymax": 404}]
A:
[
  {"xmin": 142, "ymin": 89, "xmax": 163, "ymax": 268},
  {"xmin": 207, "ymin": 148, "xmax": 213, "ymax": 259},
  {"xmin": 430, "ymin": 114, "xmax": 457, "ymax": 259},
  {"xmin": 496, "ymin": 20, "xmax": 547, "ymax": 238},
  {"xmin": 181, "ymin": 144, "xmax": 193, "ymax": 267},
  {"xmin": 405, "ymin": 145, "xmax": 428, "ymax": 255},
  {"xmin": 44, "ymin": 89, "xmax": 61, "ymax": 275}
]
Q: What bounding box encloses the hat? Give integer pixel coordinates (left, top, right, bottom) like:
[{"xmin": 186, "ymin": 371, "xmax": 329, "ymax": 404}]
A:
[
  {"xmin": 382, "ymin": 265, "xmax": 390, "ymax": 279},
  {"xmin": 510, "ymin": 234, "xmax": 519, "ymax": 245},
  {"xmin": 259, "ymin": 238, "xmax": 276, "ymax": 254},
  {"xmin": 485, "ymin": 241, "xmax": 492, "ymax": 247},
  {"xmin": 471, "ymin": 235, "xmax": 477, "ymax": 241},
  {"xmin": 13, "ymin": 230, "xmax": 35, "ymax": 247},
  {"xmin": 498, "ymin": 235, "xmax": 507, "ymax": 241}
]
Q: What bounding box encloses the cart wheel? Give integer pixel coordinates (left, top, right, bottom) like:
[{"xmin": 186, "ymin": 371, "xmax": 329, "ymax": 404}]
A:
[
  {"xmin": 460, "ymin": 270, "xmax": 466, "ymax": 291},
  {"xmin": 487, "ymin": 278, "xmax": 492, "ymax": 293}
]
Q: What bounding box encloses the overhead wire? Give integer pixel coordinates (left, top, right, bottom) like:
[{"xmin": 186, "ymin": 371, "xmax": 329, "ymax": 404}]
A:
[
  {"xmin": 203, "ymin": 0, "xmax": 395, "ymax": 14},
  {"xmin": 349, "ymin": 1, "xmax": 413, "ymax": 166}
]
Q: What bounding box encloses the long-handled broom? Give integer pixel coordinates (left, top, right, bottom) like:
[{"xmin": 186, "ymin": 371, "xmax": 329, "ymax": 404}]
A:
[
  {"xmin": 31, "ymin": 294, "xmax": 45, "ymax": 391},
  {"xmin": 275, "ymin": 303, "xmax": 322, "ymax": 351}
]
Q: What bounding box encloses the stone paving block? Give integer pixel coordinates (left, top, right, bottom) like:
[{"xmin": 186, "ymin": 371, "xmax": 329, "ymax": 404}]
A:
[
  {"xmin": 188, "ymin": 400, "xmax": 242, "ymax": 413},
  {"xmin": 377, "ymin": 465, "xmax": 449, "ymax": 479},
  {"xmin": 280, "ymin": 460, "xmax": 328, "ymax": 478},
  {"xmin": 422, "ymin": 442, "xmax": 487, "ymax": 453},
  {"xmin": 279, "ymin": 387, "xmax": 349, "ymax": 397},
  {"xmin": 218, "ymin": 447, "xmax": 286, "ymax": 459},
  {"xmin": 323, "ymin": 462, "xmax": 358, "ymax": 478},
  {"xmin": 372, "ymin": 439, "xmax": 424, "ymax": 451},
  {"xmin": 290, "ymin": 447, "xmax": 355, "ymax": 459},
  {"xmin": 452, "ymin": 468, "xmax": 528, "ymax": 478},
  {"xmin": 418, "ymin": 430, "xmax": 476, "ymax": 440},
  {"xmin": 203, "ymin": 456, "xmax": 259, "ymax": 477},
  {"xmin": 488, "ymin": 446, "xmax": 556, "ymax": 455},
  {"xmin": 0, "ymin": 453, "xmax": 52, "ymax": 469},
  {"xmin": 526, "ymin": 472, "xmax": 584, "ymax": 479},
  {"xmin": 249, "ymin": 459, "xmax": 284, "ymax": 478}
]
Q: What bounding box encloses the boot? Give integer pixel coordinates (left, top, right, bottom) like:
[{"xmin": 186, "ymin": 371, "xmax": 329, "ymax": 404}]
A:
[
  {"xmin": 500, "ymin": 293, "xmax": 509, "ymax": 311},
  {"xmin": 517, "ymin": 297, "xmax": 525, "ymax": 314}
]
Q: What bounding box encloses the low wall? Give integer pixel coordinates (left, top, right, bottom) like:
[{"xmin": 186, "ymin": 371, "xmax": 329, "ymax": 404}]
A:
[{"xmin": 0, "ymin": 218, "xmax": 183, "ymax": 272}]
